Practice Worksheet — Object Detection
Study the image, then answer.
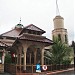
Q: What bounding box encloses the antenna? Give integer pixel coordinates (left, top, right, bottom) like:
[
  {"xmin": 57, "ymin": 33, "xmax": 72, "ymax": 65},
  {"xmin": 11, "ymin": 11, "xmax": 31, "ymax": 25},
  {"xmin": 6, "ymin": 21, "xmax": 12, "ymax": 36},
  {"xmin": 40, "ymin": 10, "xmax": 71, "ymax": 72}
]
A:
[{"xmin": 56, "ymin": 0, "xmax": 60, "ymax": 16}]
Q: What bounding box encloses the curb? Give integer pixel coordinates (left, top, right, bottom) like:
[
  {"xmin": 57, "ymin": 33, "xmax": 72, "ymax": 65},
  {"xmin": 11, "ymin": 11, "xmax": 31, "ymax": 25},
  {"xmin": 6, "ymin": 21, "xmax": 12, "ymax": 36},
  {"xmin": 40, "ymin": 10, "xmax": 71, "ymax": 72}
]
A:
[{"xmin": 47, "ymin": 68, "xmax": 74, "ymax": 75}]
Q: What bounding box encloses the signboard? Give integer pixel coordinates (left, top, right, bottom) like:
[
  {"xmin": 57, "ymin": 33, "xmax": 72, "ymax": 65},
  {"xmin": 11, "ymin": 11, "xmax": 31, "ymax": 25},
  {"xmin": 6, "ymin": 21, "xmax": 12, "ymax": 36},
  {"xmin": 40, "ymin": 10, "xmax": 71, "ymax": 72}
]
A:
[
  {"xmin": 36, "ymin": 64, "xmax": 41, "ymax": 72},
  {"xmin": 42, "ymin": 65, "xmax": 47, "ymax": 71}
]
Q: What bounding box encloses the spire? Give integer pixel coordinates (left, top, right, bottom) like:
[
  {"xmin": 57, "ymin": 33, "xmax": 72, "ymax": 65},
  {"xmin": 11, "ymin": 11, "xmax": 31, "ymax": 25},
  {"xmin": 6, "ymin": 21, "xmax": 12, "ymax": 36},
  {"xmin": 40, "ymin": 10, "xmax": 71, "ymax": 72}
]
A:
[
  {"xmin": 19, "ymin": 17, "xmax": 21, "ymax": 24},
  {"xmin": 56, "ymin": 0, "xmax": 60, "ymax": 16}
]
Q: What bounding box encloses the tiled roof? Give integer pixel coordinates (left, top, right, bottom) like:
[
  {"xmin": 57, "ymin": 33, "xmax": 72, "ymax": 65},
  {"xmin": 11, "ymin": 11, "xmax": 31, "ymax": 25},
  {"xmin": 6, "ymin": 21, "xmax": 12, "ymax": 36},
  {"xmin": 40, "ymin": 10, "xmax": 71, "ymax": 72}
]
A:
[
  {"xmin": 1, "ymin": 24, "xmax": 45, "ymax": 37},
  {"xmin": 19, "ymin": 33, "xmax": 53, "ymax": 45},
  {"xmin": 19, "ymin": 24, "xmax": 45, "ymax": 35},
  {"xmin": 1, "ymin": 28, "xmax": 22, "ymax": 37},
  {"xmin": 25, "ymin": 24, "xmax": 45, "ymax": 32}
]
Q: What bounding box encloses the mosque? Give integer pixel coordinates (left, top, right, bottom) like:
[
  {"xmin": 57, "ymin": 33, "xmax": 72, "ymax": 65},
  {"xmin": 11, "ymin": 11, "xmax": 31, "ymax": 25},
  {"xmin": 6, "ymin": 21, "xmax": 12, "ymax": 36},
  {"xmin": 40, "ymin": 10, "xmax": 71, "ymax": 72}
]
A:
[
  {"xmin": 0, "ymin": 15, "xmax": 68, "ymax": 73},
  {"xmin": 0, "ymin": 0, "xmax": 68, "ymax": 74}
]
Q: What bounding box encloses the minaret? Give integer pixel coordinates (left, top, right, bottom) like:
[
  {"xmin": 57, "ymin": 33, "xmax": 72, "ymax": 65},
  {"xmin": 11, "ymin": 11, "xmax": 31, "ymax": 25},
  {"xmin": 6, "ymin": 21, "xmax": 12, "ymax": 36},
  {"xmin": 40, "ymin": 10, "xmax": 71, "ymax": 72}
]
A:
[{"xmin": 52, "ymin": 0, "xmax": 68, "ymax": 44}]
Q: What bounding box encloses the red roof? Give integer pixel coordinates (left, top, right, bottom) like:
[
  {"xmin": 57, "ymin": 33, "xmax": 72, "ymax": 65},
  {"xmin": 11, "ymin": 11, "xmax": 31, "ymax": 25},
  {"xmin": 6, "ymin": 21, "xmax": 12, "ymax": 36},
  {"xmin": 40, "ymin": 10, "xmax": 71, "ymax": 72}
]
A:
[
  {"xmin": 0, "ymin": 24, "xmax": 53, "ymax": 47},
  {"xmin": 19, "ymin": 33, "xmax": 53, "ymax": 45},
  {"xmin": 19, "ymin": 24, "xmax": 45, "ymax": 35},
  {"xmin": 1, "ymin": 24, "xmax": 45, "ymax": 37},
  {"xmin": 1, "ymin": 28, "xmax": 22, "ymax": 37},
  {"xmin": 25, "ymin": 24, "xmax": 45, "ymax": 32}
]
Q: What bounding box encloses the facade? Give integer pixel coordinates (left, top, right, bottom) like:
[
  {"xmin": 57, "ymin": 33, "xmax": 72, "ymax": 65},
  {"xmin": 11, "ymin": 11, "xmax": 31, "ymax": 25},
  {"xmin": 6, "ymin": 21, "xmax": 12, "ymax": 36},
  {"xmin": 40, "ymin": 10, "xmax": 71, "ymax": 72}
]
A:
[
  {"xmin": 0, "ymin": 23, "xmax": 53, "ymax": 73},
  {"xmin": 52, "ymin": 16, "xmax": 68, "ymax": 44}
]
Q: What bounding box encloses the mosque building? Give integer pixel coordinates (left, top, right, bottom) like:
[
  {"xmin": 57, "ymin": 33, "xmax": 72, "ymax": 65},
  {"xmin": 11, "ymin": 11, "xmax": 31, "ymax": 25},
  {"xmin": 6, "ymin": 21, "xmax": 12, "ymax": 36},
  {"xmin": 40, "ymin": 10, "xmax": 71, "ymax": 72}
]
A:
[
  {"xmin": 0, "ymin": 21, "xmax": 53, "ymax": 73},
  {"xmin": 0, "ymin": 0, "xmax": 70, "ymax": 74}
]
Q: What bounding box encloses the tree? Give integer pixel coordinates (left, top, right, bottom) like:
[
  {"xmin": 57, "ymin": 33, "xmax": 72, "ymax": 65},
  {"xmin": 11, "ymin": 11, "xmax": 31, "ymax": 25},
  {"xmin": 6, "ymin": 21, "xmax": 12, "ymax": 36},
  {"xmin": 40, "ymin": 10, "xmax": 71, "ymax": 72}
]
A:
[{"xmin": 44, "ymin": 38, "xmax": 72, "ymax": 65}]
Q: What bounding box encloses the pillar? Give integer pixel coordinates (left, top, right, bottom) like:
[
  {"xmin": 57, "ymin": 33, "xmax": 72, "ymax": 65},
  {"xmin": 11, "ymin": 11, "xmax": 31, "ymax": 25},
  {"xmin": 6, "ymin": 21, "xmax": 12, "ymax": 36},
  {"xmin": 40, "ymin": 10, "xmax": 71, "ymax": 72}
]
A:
[
  {"xmin": 23, "ymin": 47, "xmax": 27, "ymax": 70},
  {"xmin": 2, "ymin": 49, "xmax": 5, "ymax": 64},
  {"xmin": 19, "ymin": 52, "xmax": 21, "ymax": 66},
  {"xmin": 30, "ymin": 53, "xmax": 31, "ymax": 64},
  {"xmin": 22, "ymin": 41, "xmax": 29, "ymax": 71},
  {"xmin": 18, "ymin": 46, "xmax": 22, "ymax": 65},
  {"xmin": 34, "ymin": 49, "xmax": 37, "ymax": 65},
  {"xmin": 41, "ymin": 48, "xmax": 44, "ymax": 65}
]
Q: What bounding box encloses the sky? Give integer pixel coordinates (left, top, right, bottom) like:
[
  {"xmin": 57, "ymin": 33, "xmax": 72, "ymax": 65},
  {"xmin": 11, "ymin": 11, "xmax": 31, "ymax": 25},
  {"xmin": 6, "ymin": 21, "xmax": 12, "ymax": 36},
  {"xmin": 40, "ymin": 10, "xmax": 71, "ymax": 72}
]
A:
[{"xmin": 0, "ymin": 0, "xmax": 74, "ymax": 44}]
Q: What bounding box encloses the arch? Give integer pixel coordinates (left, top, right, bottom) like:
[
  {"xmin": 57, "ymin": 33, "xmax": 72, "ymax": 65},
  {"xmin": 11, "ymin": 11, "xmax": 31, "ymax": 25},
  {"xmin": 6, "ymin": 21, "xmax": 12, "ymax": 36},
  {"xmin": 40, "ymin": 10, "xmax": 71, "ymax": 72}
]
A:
[{"xmin": 26, "ymin": 45, "xmax": 41, "ymax": 65}]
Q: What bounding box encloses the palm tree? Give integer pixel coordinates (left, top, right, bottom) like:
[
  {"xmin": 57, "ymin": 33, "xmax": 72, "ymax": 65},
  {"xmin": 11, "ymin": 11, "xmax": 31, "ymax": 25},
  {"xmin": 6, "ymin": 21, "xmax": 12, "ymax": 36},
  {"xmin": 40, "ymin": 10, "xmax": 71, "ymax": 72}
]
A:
[{"xmin": 44, "ymin": 38, "xmax": 72, "ymax": 65}]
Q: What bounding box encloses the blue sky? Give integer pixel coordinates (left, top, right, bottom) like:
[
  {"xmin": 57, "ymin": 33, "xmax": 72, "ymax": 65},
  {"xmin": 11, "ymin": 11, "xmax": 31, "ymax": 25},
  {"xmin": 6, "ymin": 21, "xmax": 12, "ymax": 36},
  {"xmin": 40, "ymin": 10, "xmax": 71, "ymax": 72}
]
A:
[{"xmin": 0, "ymin": 0, "xmax": 74, "ymax": 44}]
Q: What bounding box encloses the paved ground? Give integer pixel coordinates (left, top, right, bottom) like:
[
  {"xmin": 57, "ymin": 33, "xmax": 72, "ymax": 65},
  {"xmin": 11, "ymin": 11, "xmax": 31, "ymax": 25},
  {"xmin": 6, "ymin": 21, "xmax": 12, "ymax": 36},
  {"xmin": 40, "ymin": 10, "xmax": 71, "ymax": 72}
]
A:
[
  {"xmin": 47, "ymin": 68, "xmax": 74, "ymax": 75},
  {"xmin": 55, "ymin": 70, "xmax": 74, "ymax": 75},
  {"xmin": 0, "ymin": 73, "xmax": 11, "ymax": 75}
]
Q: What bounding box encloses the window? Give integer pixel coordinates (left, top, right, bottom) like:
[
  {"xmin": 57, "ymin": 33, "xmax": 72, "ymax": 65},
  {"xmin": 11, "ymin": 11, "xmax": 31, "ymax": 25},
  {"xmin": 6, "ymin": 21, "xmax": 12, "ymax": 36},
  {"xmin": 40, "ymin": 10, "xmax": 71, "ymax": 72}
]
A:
[
  {"xmin": 65, "ymin": 35, "xmax": 68, "ymax": 44},
  {"xmin": 58, "ymin": 34, "xmax": 61, "ymax": 41}
]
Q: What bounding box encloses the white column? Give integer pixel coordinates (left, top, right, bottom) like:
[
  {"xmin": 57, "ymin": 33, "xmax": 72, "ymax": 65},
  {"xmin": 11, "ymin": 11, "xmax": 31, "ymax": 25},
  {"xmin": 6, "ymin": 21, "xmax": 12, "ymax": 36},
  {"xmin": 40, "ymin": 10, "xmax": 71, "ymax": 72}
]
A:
[
  {"xmin": 23, "ymin": 47, "xmax": 27, "ymax": 70},
  {"xmin": 22, "ymin": 41, "xmax": 29, "ymax": 71}
]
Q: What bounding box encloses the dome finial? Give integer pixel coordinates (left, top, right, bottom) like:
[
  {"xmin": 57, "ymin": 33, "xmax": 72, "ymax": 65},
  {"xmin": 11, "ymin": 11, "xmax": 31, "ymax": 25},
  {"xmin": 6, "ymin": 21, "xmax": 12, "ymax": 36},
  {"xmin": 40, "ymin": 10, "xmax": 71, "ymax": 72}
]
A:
[
  {"xmin": 19, "ymin": 17, "xmax": 21, "ymax": 24},
  {"xmin": 15, "ymin": 17, "xmax": 24, "ymax": 29}
]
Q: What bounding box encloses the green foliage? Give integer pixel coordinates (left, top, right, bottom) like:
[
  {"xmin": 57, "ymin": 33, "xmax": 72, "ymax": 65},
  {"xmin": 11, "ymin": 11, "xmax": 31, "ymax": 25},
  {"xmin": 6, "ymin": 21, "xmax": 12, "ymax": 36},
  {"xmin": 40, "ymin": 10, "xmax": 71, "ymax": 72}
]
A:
[
  {"xmin": 5, "ymin": 53, "xmax": 12, "ymax": 63},
  {"xmin": 45, "ymin": 38, "xmax": 72, "ymax": 65},
  {"xmin": 62, "ymin": 59, "xmax": 71, "ymax": 65},
  {"xmin": 0, "ymin": 52, "xmax": 2, "ymax": 57}
]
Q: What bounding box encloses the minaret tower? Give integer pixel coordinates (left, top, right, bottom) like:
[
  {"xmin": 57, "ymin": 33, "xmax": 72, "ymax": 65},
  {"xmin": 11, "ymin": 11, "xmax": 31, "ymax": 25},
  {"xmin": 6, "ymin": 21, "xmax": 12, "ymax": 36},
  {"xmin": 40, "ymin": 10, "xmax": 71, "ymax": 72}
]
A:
[{"xmin": 52, "ymin": 0, "xmax": 68, "ymax": 44}]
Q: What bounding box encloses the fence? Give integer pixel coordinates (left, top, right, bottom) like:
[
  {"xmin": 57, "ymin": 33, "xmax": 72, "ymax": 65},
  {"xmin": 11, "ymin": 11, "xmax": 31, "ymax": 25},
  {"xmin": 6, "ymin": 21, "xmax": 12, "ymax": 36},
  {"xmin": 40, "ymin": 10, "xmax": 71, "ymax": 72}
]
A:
[{"xmin": 4, "ymin": 64, "xmax": 74, "ymax": 75}]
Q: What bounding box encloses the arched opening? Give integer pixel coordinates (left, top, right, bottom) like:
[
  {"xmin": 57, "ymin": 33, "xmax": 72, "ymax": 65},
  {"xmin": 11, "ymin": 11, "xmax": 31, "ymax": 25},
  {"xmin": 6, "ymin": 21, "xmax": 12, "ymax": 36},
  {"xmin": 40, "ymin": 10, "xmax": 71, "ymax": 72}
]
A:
[{"xmin": 26, "ymin": 45, "xmax": 41, "ymax": 65}]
